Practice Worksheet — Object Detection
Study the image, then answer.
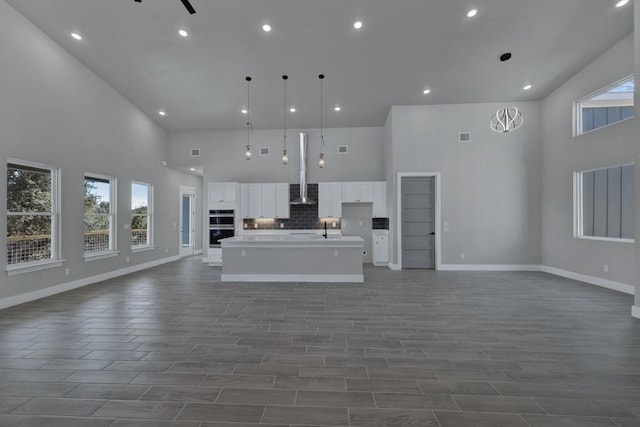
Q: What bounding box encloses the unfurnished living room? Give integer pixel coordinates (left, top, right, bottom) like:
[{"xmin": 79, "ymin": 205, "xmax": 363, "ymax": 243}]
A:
[{"xmin": 1, "ymin": 1, "xmax": 639, "ymax": 426}]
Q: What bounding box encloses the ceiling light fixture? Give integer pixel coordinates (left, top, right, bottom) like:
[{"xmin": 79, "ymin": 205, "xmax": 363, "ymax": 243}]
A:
[
  {"xmin": 490, "ymin": 107, "xmax": 524, "ymax": 133},
  {"xmin": 244, "ymin": 76, "xmax": 252, "ymax": 160},
  {"xmin": 523, "ymin": 84, "xmax": 532, "ymax": 91},
  {"xmin": 616, "ymin": 0, "xmax": 630, "ymax": 7},
  {"xmin": 282, "ymin": 75, "xmax": 289, "ymax": 165},
  {"xmin": 241, "ymin": 109, "xmax": 248, "ymax": 114},
  {"xmin": 262, "ymin": 24, "xmax": 272, "ymax": 32},
  {"xmin": 178, "ymin": 29, "xmax": 189, "ymax": 37},
  {"xmin": 318, "ymin": 74, "xmax": 326, "ymax": 168},
  {"xmin": 353, "ymin": 21, "xmax": 363, "ymax": 30},
  {"xmin": 289, "ymin": 107, "xmax": 296, "ymax": 113},
  {"xmin": 158, "ymin": 110, "xmax": 166, "ymax": 116},
  {"xmin": 467, "ymin": 9, "xmax": 478, "ymax": 18},
  {"xmin": 71, "ymin": 32, "xmax": 83, "ymax": 41},
  {"xmin": 334, "ymin": 105, "xmax": 341, "ymax": 112},
  {"xmin": 189, "ymin": 168, "xmax": 196, "ymax": 171},
  {"xmin": 423, "ymin": 88, "xmax": 431, "ymax": 95}
]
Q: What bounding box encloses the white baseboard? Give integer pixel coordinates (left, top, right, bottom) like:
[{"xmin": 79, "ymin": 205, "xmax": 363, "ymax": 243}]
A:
[
  {"xmin": 0, "ymin": 255, "xmax": 180, "ymax": 311},
  {"xmin": 540, "ymin": 265, "xmax": 634, "ymax": 295},
  {"xmin": 439, "ymin": 264, "xmax": 543, "ymax": 272},
  {"xmin": 388, "ymin": 263, "xmax": 401, "ymax": 270},
  {"xmin": 633, "ymin": 305, "xmax": 640, "ymax": 319},
  {"xmin": 194, "ymin": 249, "xmax": 203, "ymax": 255},
  {"xmin": 221, "ymin": 273, "xmax": 364, "ymax": 283}
]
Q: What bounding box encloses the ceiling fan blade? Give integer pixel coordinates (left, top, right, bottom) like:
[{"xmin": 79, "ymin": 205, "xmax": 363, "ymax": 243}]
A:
[{"xmin": 180, "ymin": 0, "xmax": 196, "ymax": 14}]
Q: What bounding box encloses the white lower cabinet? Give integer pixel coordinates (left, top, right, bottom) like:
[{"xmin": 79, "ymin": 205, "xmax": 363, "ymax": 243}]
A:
[
  {"xmin": 373, "ymin": 230, "xmax": 389, "ymax": 266},
  {"xmin": 208, "ymin": 248, "xmax": 222, "ymax": 265}
]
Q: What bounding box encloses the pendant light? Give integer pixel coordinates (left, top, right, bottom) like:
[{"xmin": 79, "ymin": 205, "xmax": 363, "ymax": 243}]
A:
[
  {"xmin": 282, "ymin": 75, "xmax": 289, "ymax": 165},
  {"xmin": 244, "ymin": 76, "xmax": 252, "ymax": 160},
  {"xmin": 318, "ymin": 74, "xmax": 326, "ymax": 168}
]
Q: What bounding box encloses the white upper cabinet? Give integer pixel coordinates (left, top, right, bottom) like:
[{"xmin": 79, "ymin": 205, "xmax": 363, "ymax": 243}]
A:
[
  {"xmin": 208, "ymin": 182, "xmax": 237, "ymax": 208},
  {"xmin": 342, "ymin": 182, "xmax": 374, "ymax": 203},
  {"xmin": 275, "ymin": 183, "xmax": 290, "ymax": 219},
  {"xmin": 372, "ymin": 181, "xmax": 387, "ymax": 218},
  {"xmin": 241, "ymin": 183, "xmax": 290, "ymax": 219},
  {"xmin": 318, "ymin": 182, "xmax": 343, "ymax": 218}
]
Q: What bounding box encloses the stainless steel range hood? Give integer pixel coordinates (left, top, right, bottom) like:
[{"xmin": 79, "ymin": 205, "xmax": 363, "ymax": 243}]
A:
[{"xmin": 290, "ymin": 132, "xmax": 316, "ymax": 205}]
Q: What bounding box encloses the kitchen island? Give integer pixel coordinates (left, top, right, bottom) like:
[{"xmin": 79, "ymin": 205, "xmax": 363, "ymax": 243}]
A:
[{"xmin": 220, "ymin": 234, "xmax": 364, "ymax": 282}]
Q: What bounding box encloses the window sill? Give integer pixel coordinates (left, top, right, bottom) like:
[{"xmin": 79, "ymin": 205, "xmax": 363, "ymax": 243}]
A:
[
  {"xmin": 5, "ymin": 259, "xmax": 65, "ymax": 276},
  {"xmin": 576, "ymin": 236, "xmax": 635, "ymax": 244},
  {"xmin": 84, "ymin": 251, "xmax": 120, "ymax": 262},
  {"xmin": 131, "ymin": 245, "xmax": 155, "ymax": 253}
]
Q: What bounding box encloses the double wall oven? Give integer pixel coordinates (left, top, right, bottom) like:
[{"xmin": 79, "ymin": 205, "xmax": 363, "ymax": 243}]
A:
[{"xmin": 209, "ymin": 209, "xmax": 235, "ymax": 247}]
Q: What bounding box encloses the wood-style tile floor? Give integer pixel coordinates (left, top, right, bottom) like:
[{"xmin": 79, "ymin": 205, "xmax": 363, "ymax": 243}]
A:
[{"xmin": 0, "ymin": 256, "xmax": 639, "ymax": 426}]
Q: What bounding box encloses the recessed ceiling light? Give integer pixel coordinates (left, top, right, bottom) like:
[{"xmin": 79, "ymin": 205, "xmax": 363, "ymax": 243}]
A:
[
  {"xmin": 353, "ymin": 21, "xmax": 363, "ymax": 30},
  {"xmin": 70, "ymin": 32, "xmax": 83, "ymax": 41},
  {"xmin": 289, "ymin": 107, "xmax": 296, "ymax": 113},
  {"xmin": 241, "ymin": 109, "xmax": 248, "ymax": 114},
  {"xmin": 523, "ymin": 84, "xmax": 532, "ymax": 91},
  {"xmin": 189, "ymin": 168, "xmax": 196, "ymax": 171},
  {"xmin": 616, "ymin": 0, "xmax": 630, "ymax": 7},
  {"xmin": 334, "ymin": 105, "xmax": 341, "ymax": 112},
  {"xmin": 178, "ymin": 29, "xmax": 189, "ymax": 37},
  {"xmin": 466, "ymin": 9, "xmax": 478, "ymax": 18},
  {"xmin": 158, "ymin": 111, "xmax": 166, "ymax": 116},
  {"xmin": 262, "ymin": 24, "xmax": 272, "ymax": 32},
  {"xmin": 423, "ymin": 89, "xmax": 431, "ymax": 95}
]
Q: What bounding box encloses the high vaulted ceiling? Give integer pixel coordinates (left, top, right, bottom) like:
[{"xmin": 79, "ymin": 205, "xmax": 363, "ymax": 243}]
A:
[{"xmin": 5, "ymin": 0, "xmax": 633, "ymax": 131}]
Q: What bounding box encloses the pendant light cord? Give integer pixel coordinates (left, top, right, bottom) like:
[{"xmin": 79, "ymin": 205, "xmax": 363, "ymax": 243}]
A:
[
  {"xmin": 246, "ymin": 76, "xmax": 252, "ymax": 147},
  {"xmin": 283, "ymin": 75, "xmax": 287, "ymax": 152},
  {"xmin": 319, "ymin": 74, "xmax": 325, "ymax": 154}
]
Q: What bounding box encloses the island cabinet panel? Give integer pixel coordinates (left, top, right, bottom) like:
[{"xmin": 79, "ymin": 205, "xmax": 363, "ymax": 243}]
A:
[
  {"xmin": 342, "ymin": 182, "xmax": 374, "ymax": 203},
  {"xmin": 318, "ymin": 182, "xmax": 343, "ymax": 218},
  {"xmin": 372, "ymin": 181, "xmax": 387, "ymax": 218},
  {"xmin": 240, "ymin": 183, "xmax": 290, "ymax": 219},
  {"xmin": 208, "ymin": 182, "xmax": 238, "ymax": 208}
]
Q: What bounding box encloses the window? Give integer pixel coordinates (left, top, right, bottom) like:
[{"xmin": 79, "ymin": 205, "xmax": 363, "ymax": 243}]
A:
[
  {"xmin": 6, "ymin": 160, "xmax": 60, "ymax": 268},
  {"xmin": 131, "ymin": 181, "xmax": 153, "ymax": 249},
  {"xmin": 574, "ymin": 164, "xmax": 635, "ymax": 242},
  {"xmin": 84, "ymin": 174, "xmax": 116, "ymax": 258},
  {"xmin": 575, "ymin": 76, "xmax": 634, "ymax": 136}
]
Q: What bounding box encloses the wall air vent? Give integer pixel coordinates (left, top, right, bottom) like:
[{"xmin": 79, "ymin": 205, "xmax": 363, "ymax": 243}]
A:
[
  {"xmin": 459, "ymin": 132, "xmax": 471, "ymax": 143},
  {"xmin": 260, "ymin": 147, "xmax": 270, "ymax": 156},
  {"xmin": 190, "ymin": 148, "xmax": 201, "ymax": 157},
  {"xmin": 338, "ymin": 145, "xmax": 348, "ymax": 154}
]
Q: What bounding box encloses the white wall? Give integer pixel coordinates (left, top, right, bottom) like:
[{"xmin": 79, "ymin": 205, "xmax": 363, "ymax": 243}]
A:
[
  {"xmin": 634, "ymin": 6, "xmax": 640, "ymax": 312},
  {"xmin": 388, "ymin": 102, "xmax": 542, "ymax": 267},
  {"xmin": 541, "ymin": 33, "xmax": 636, "ymax": 290},
  {"xmin": 0, "ymin": 0, "xmax": 201, "ymax": 304},
  {"xmin": 169, "ymin": 127, "xmax": 386, "ymax": 184}
]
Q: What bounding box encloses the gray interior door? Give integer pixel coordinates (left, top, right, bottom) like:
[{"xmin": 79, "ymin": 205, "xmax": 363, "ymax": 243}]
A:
[{"xmin": 401, "ymin": 177, "xmax": 435, "ymax": 269}]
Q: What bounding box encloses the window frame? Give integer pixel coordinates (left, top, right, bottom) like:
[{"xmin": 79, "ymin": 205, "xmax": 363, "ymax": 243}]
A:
[
  {"xmin": 83, "ymin": 173, "xmax": 119, "ymax": 261},
  {"xmin": 573, "ymin": 74, "xmax": 634, "ymax": 137},
  {"xmin": 5, "ymin": 158, "xmax": 63, "ymax": 275},
  {"xmin": 131, "ymin": 181, "xmax": 154, "ymax": 252},
  {"xmin": 573, "ymin": 162, "xmax": 635, "ymax": 244}
]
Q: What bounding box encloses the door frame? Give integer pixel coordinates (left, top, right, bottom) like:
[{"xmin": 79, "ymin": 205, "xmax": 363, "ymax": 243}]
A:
[
  {"xmin": 396, "ymin": 172, "xmax": 442, "ymax": 270},
  {"xmin": 179, "ymin": 185, "xmax": 196, "ymax": 257}
]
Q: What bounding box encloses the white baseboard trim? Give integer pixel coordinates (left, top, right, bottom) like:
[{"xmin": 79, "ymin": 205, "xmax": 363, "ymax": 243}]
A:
[
  {"xmin": 194, "ymin": 249, "xmax": 203, "ymax": 255},
  {"xmin": 632, "ymin": 306, "xmax": 640, "ymax": 319},
  {"xmin": 388, "ymin": 263, "xmax": 401, "ymax": 271},
  {"xmin": 221, "ymin": 273, "xmax": 364, "ymax": 283},
  {"xmin": 0, "ymin": 255, "xmax": 180, "ymax": 311},
  {"xmin": 439, "ymin": 264, "xmax": 543, "ymax": 272},
  {"xmin": 540, "ymin": 265, "xmax": 634, "ymax": 295}
]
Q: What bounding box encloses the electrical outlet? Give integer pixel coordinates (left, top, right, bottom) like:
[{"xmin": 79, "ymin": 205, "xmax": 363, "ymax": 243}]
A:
[
  {"xmin": 165, "ymin": 248, "xmax": 169, "ymax": 254},
  {"xmin": 460, "ymin": 253, "xmax": 465, "ymax": 260},
  {"xmin": 332, "ymin": 222, "xmax": 336, "ymax": 228},
  {"xmin": 64, "ymin": 268, "xmax": 70, "ymax": 276},
  {"xmin": 603, "ymin": 264, "xmax": 609, "ymax": 273},
  {"xmin": 126, "ymin": 256, "xmax": 130, "ymax": 263},
  {"xmin": 280, "ymin": 222, "xmax": 284, "ymax": 229},
  {"xmin": 254, "ymin": 223, "xmax": 258, "ymax": 229},
  {"xmin": 444, "ymin": 221, "xmax": 450, "ymax": 233},
  {"xmin": 241, "ymin": 249, "xmax": 246, "ymax": 257},
  {"xmin": 334, "ymin": 250, "xmax": 339, "ymax": 257}
]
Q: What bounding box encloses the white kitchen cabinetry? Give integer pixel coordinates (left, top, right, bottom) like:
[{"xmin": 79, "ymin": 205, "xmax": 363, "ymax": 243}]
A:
[
  {"xmin": 342, "ymin": 182, "xmax": 374, "ymax": 203},
  {"xmin": 372, "ymin": 181, "xmax": 387, "ymax": 218},
  {"xmin": 275, "ymin": 183, "xmax": 290, "ymax": 219},
  {"xmin": 373, "ymin": 230, "xmax": 389, "ymax": 266},
  {"xmin": 318, "ymin": 182, "xmax": 343, "ymax": 218},
  {"xmin": 208, "ymin": 182, "xmax": 237, "ymax": 208},
  {"xmin": 242, "ymin": 183, "xmax": 290, "ymax": 219}
]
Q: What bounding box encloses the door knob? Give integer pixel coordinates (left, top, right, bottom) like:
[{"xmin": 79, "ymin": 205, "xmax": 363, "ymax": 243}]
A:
[{"xmin": 429, "ymin": 232, "xmax": 435, "ymax": 235}]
